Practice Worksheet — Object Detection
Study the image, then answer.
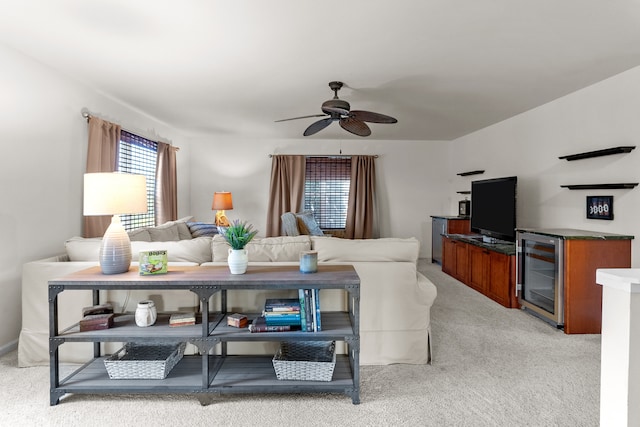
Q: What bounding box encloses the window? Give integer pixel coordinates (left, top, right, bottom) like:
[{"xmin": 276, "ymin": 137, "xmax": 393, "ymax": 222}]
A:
[
  {"xmin": 117, "ymin": 131, "xmax": 157, "ymax": 231},
  {"xmin": 303, "ymin": 157, "xmax": 351, "ymax": 230}
]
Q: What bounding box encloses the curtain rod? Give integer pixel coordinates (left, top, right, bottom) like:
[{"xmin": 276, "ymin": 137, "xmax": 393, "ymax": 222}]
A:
[
  {"xmin": 81, "ymin": 109, "xmax": 180, "ymax": 151},
  {"xmin": 268, "ymin": 154, "xmax": 378, "ymax": 158}
]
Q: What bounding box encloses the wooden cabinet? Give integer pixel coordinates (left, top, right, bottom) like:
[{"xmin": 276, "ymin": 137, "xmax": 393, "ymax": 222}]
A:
[
  {"xmin": 431, "ymin": 216, "xmax": 470, "ymax": 264},
  {"xmin": 518, "ymin": 229, "xmax": 633, "ymax": 334},
  {"xmin": 442, "ymin": 236, "xmax": 518, "ymax": 308},
  {"xmin": 563, "ymin": 238, "xmax": 631, "ymax": 334},
  {"xmin": 442, "ymin": 236, "xmax": 469, "ymax": 283}
]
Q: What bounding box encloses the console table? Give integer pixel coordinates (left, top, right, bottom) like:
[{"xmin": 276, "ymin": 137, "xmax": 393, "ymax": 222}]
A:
[{"xmin": 48, "ymin": 265, "xmax": 361, "ymax": 405}]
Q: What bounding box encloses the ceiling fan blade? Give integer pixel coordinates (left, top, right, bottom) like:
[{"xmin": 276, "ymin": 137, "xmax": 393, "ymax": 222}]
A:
[
  {"xmin": 350, "ymin": 110, "xmax": 398, "ymax": 124},
  {"xmin": 275, "ymin": 114, "xmax": 327, "ymax": 123},
  {"xmin": 340, "ymin": 118, "xmax": 371, "ymax": 137},
  {"xmin": 304, "ymin": 118, "xmax": 334, "ymax": 136}
]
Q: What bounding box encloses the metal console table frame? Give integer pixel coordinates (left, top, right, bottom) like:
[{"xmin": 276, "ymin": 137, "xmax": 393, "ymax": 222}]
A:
[{"xmin": 48, "ymin": 265, "xmax": 360, "ymax": 405}]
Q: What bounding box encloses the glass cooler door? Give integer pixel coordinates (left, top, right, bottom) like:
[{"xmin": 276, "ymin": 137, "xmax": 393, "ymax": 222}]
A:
[{"xmin": 518, "ymin": 233, "xmax": 564, "ymax": 327}]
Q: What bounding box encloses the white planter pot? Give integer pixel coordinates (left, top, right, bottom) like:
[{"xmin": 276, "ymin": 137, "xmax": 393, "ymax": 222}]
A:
[{"xmin": 228, "ymin": 248, "xmax": 248, "ymax": 274}]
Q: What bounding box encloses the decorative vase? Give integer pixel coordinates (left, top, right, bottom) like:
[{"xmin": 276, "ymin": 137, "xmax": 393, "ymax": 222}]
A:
[
  {"xmin": 135, "ymin": 300, "xmax": 157, "ymax": 327},
  {"xmin": 228, "ymin": 248, "xmax": 248, "ymax": 274}
]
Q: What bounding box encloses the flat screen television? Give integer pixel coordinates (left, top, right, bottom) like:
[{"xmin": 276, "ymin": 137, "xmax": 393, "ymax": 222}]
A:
[{"xmin": 470, "ymin": 176, "xmax": 517, "ymax": 242}]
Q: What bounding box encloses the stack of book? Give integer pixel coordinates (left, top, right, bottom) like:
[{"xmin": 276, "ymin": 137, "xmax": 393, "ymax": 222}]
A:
[
  {"xmin": 298, "ymin": 289, "xmax": 322, "ymax": 332},
  {"xmin": 248, "ymin": 293, "xmax": 322, "ymax": 333},
  {"xmin": 249, "ymin": 298, "xmax": 302, "ymax": 333},
  {"xmin": 169, "ymin": 312, "xmax": 196, "ymax": 327},
  {"xmin": 263, "ymin": 298, "xmax": 301, "ymax": 326}
]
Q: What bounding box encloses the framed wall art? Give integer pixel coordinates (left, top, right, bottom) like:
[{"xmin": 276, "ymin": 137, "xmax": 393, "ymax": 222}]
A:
[{"xmin": 586, "ymin": 195, "xmax": 613, "ymax": 220}]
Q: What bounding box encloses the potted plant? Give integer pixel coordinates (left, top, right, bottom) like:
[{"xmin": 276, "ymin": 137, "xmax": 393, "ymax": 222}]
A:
[{"xmin": 221, "ymin": 220, "xmax": 258, "ymax": 274}]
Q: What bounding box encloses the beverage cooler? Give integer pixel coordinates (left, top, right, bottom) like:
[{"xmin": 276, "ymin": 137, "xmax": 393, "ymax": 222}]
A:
[{"xmin": 516, "ymin": 231, "xmax": 564, "ymax": 328}]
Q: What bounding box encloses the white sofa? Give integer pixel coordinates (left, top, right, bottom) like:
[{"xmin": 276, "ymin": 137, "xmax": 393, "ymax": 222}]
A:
[{"xmin": 19, "ymin": 232, "xmax": 437, "ymax": 367}]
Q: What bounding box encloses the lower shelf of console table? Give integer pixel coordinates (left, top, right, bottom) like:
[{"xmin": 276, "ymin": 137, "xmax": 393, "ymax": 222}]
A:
[{"xmin": 57, "ymin": 354, "xmax": 355, "ymax": 396}]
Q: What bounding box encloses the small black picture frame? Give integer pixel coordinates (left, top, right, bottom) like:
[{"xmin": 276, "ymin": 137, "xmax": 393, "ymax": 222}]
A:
[{"xmin": 586, "ymin": 195, "xmax": 613, "ymax": 220}]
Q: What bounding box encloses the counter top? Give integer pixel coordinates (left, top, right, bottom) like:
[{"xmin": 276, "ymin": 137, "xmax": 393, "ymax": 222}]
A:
[
  {"xmin": 596, "ymin": 269, "xmax": 640, "ymax": 293},
  {"xmin": 444, "ymin": 234, "xmax": 516, "ymax": 256},
  {"xmin": 431, "ymin": 215, "xmax": 470, "ymax": 220},
  {"xmin": 517, "ymin": 228, "xmax": 634, "ymax": 240}
]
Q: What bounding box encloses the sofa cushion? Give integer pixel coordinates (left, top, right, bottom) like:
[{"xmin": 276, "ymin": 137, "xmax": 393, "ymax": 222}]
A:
[
  {"xmin": 311, "ymin": 236, "xmax": 420, "ymax": 263},
  {"xmin": 65, "ymin": 236, "xmax": 213, "ymax": 263},
  {"xmin": 132, "ymin": 237, "xmax": 212, "ymax": 263},
  {"xmin": 65, "ymin": 237, "xmax": 103, "ymax": 261},
  {"xmin": 211, "ymin": 235, "xmax": 311, "ymax": 262}
]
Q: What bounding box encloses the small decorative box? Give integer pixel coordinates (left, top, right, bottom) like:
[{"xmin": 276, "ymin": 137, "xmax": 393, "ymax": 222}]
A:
[
  {"xmin": 227, "ymin": 313, "xmax": 248, "ymax": 328},
  {"xmin": 139, "ymin": 250, "xmax": 168, "ymax": 275},
  {"xmin": 79, "ymin": 313, "xmax": 114, "ymax": 332}
]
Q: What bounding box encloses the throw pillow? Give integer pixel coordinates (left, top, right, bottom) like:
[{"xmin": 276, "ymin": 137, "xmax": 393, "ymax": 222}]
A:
[
  {"xmin": 187, "ymin": 222, "xmax": 219, "ymax": 238},
  {"xmin": 280, "ymin": 212, "xmax": 300, "ymax": 236},
  {"xmin": 148, "ymin": 223, "xmax": 180, "ymax": 241},
  {"xmin": 157, "ymin": 216, "xmax": 194, "ymax": 240},
  {"xmin": 128, "ymin": 227, "xmax": 152, "ymax": 242},
  {"xmin": 295, "ymin": 211, "xmax": 324, "ymax": 236}
]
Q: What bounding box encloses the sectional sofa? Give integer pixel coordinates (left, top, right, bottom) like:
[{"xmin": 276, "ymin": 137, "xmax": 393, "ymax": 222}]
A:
[{"xmin": 19, "ymin": 224, "xmax": 437, "ymax": 367}]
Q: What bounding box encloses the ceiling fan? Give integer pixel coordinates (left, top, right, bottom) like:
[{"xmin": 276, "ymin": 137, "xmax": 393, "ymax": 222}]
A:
[{"xmin": 275, "ymin": 81, "xmax": 398, "ymax": 137}]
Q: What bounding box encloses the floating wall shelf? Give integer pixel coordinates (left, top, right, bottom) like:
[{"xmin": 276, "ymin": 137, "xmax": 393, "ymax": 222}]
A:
[
  {"xmin": 559, "ymin": 146, "xmax": 636, "ymax": 161},
  {"xmin": 457, "ymin": 191, "xmax": 471, "ymax": 195},
  {"xmin": 560, "ymin": 183, "xmax": 639, "ymax": 190},
  {"xmin": 457, "ymin": 170, "xmax": 485, "ymax": 176}
]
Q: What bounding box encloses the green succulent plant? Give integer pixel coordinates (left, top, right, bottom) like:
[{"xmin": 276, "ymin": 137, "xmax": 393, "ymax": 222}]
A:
[{"xmin": 221, "ymin": 220, "xmax": 258, "ymax": 250}]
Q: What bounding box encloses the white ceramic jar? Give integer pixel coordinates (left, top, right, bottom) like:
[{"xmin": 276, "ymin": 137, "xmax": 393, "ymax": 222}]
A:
[{"xmin": 135, "ymin": 300, "xmax": 157, "ymax": 327}]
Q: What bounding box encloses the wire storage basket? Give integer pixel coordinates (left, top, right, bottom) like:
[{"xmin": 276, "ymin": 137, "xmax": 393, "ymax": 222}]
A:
[
  {"xmin": 104, "ymin": 342, "xmax": 186, "ymax": 380},
  {"xmin": 273, "ymin": 341, "xmax": 336, "ymax": 381}
]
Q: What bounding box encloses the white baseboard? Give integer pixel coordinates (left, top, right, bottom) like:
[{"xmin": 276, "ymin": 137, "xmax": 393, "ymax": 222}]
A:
[{"xmin": 0, "ymin": 340, "xmax": 18, "ymax": 356}]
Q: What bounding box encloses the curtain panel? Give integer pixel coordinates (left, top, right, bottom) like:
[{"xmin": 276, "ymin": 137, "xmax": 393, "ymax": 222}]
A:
[
  {"xmin": 83, "ymin": 117, "xmax": 120, "ymax": 238},
  {"xmin": 155, "ymin": 142, "xmax": 178, "ymax": 225},
  {"xmin": 265, "ymin": 155, "xmax": 306, "ymax": 237},
  {"xmin": 345, "ymin": 155, "xmax": 377, "ymax": 239}
]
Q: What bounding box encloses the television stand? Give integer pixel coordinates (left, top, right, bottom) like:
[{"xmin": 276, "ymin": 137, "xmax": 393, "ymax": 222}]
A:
[{"xmin": 441, "ymin": 234, "xmax": 518, "ymax": 308}]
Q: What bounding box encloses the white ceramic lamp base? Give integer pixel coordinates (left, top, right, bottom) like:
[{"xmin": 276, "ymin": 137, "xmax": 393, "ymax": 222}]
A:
[{"xmin": 99, "ymin": 215, "xmax": 132, "ymax": 274}]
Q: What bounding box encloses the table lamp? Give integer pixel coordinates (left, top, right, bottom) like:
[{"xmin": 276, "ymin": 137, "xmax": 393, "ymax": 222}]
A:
[
  {"xmin": 212, "ymin": 191, "xmax": 233, "ymax": 227},
  {"xmin": 84, "ymin": 172, "xmax": 148, "ymax": 274}
]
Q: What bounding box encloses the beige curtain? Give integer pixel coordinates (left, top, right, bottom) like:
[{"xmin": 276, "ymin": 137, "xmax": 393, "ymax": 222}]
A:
[
  {"xmin": 83, "ymin": 117, "xmax": 121, "ymax": 237},
  {"xmin": 345, "ymin": 155, "xmax": 377, "ymax": 239},
  {"xmin": 265, "ymin": 155, "xmax": 306, "ymax": 237},
  {"xmin": 155, "ymin": 142, "xmax": 178, "ymax": 225}
]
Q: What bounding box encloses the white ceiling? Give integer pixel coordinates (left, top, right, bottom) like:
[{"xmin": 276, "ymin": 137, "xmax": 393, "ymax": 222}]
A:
[{"xmin": 2, "ymin": 1, "xmax": 640, "ymax": 141}]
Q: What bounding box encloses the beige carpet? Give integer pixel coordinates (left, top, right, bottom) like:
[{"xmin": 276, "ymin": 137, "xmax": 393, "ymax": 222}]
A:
[{"xmin": 0, "ymin": 261, "xmax": 599, "ymax": 426}]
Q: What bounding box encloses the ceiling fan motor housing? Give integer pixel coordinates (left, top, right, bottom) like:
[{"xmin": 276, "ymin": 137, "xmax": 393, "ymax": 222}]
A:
[{"xmin": 322, "ymin": 99, "xmax": 350, "ymax": 115}]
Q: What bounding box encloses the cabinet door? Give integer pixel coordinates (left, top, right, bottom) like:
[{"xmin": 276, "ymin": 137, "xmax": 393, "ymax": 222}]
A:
[
  {"xmin": 468, "ymin": 245, "xmax": 488, "ymax": 293},
  {"xmin": 442, "ymin": 237, "xmax": 456, "ymax": 276},
  {"xmin": 486, "ymin": 251, "xmax": 513, "ymax": 307},
  {"xmin": 454, "ymin": 241, "xmax": 469, "ymax": 283}
]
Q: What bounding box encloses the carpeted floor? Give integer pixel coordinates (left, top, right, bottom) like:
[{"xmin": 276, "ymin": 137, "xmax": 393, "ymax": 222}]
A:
[{"xmin": 0, "ymin": 261, "xmax": 600, "ymax": 426}]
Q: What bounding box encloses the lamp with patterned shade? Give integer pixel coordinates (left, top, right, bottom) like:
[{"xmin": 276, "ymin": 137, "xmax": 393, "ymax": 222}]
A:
[
  {"xmin": 84, "ymin": 173, "xmax": 148, "ymax": 274},
  {"xmin": 212, "ymin": 191, "xmax": 233, "ymax": 227}
]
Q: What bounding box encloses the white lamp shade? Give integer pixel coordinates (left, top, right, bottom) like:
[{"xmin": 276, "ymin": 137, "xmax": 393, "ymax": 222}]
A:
[{"xmin": 84, "ymin": 173, "xmax": 148, "ymax": 216}]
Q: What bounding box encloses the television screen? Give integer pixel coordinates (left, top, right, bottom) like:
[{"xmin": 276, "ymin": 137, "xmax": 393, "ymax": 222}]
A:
[{"xmin": 470, "ymin": 176, "xmax": 517, "ymax": 242}]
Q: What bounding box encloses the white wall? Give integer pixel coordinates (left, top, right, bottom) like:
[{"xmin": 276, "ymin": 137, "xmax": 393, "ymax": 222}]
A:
[
  {"xmin": 449, "ymin": 66, "xmax": 640, "ymax": 266},
  {"xmin": 185, "ymin": 137, "xmax": 449, "ymax": 256},
  {"xmin": 0, "ymin": 44, "xmax": 191, "ymax": 351}
]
